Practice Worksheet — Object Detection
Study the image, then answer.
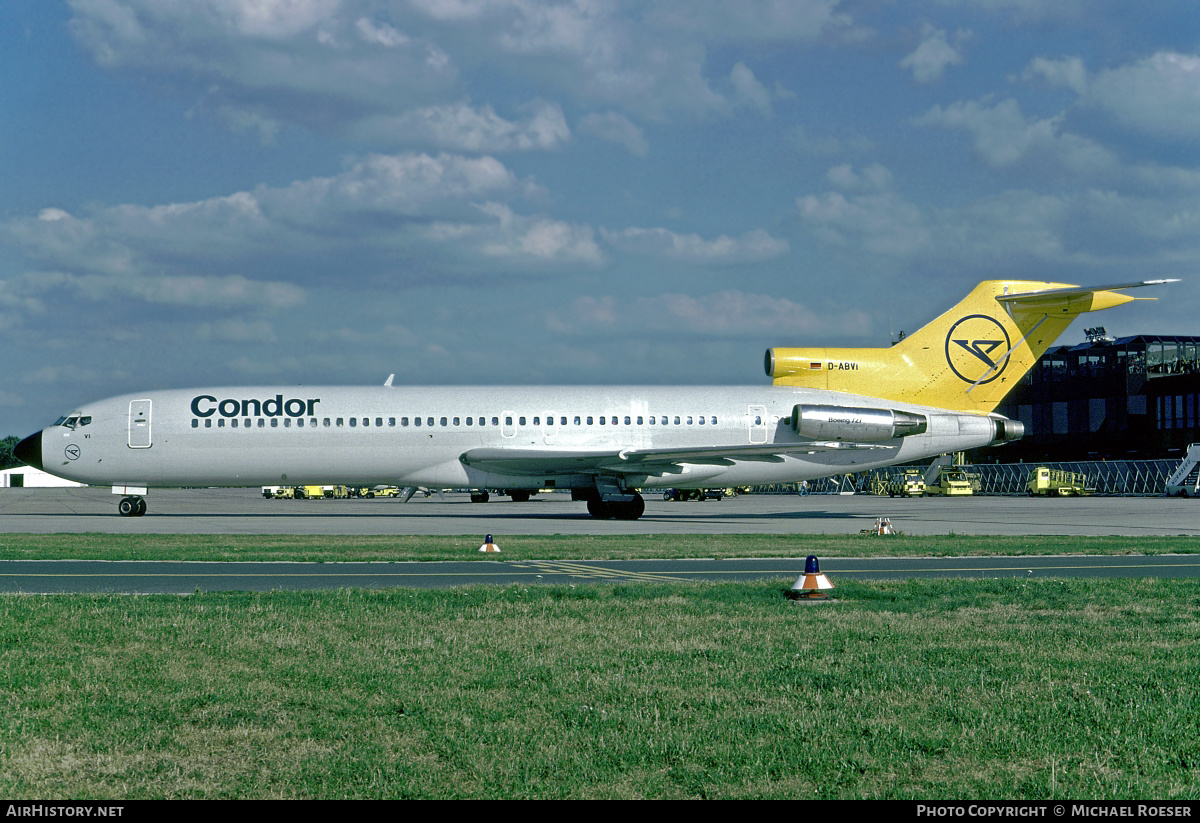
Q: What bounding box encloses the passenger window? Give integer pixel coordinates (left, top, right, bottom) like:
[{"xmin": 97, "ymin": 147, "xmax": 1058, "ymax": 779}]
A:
[
  {"xmin": 428, "ymin": 418, "xmax": 435, "ymax": 427},
  {"xmin": 519, "ymin": 417, "xmax": 526, "ymax": 426},
  {"xmin": 336, "ymin": 418, "xmax": 344, "ymax": 427},
  {"xmin": 674, "ymin": 416, "xmax": 680, "ymax": 425},
  {"xmin": 466, "ymin": 417, "xmax": 473, "ymax": 426},
  {"xmin": 271, "ymin": 419, "xmax": 279, "ymax": 428},
  {"xmin": 284, "ymin": 419, "xmax": 291, "ymax": 428},
  {"xmin": 533, "ymin": 417, "xmax": 540, "ymax": 426},
  {"xmin": 574, "ymin": 416, "xmax": 581, "ymax": 425},
  {"xmin": 296, "ymin": 419, "xmax": 303, "ymax": 428},
  {"xmin": 350, "ymin": 418, "xmax": 357, "ymax": 427},
  {"xmin": 441, "ymin": 417, "xmax": 448, "ymax": 427},
  {"xmin": 491, "ymin": 417, "xmax": 498, "ymax": 426},
  {"xmin": 192, "ymin": 420, "xmax": 198, "ymax": 428},
  {"xmin": 561, "ymin": 417, "xmax": 567, "ymax": 426},
  {"xmin": 312, "ymin": 418, "xmax": 319, "ymax": 427},
  {"xmin": 388, "ymin": 418, "xmax": 395, "ymax": 426},
  {"xmin": 376, "ymin": 418, "xmax": 383, "ymax": 427},
  {"xmin": 599, "ymin": 416, "xmax": 605, "ymax": 425},
  {"xmin": 414, "ymin": 418, "xmax": 421, "ymax": 427},
  {"xmin": 231, "ymin": 419, "xmax": 238, "ymax": 429},
  {"xmin": 625, "ymin": 416, "xmax": 631, "ymax": 425},
  {"xmin": 587, "ymin": 416, "xmax": 593, "ymax": 425},
  {"xmin": 401, "ymin": 417, "xmax": 408, "ymax": 426},
  {"xmin": 453, "ymin": 417, "xmax": 460, "ymax": 426},
  {"xmin": 258, "ymin": 419, "xmax": 266, "ymax": 428},
  {"xmin": 205, "ymin": 419, "xmax": 212, "ymax": 428}
]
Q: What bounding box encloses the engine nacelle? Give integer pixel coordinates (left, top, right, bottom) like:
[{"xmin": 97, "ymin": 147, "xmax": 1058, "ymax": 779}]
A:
[
  {"xmin": 793, "ymin": 404, "xmax": 928, "ymax": 442},
  {"xmin": 990, "ymin": 415, "xmax": 1024, "ymax": 443}
]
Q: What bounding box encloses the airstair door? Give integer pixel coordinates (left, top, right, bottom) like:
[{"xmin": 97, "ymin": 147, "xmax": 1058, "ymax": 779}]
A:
[{"xmin": 128, "ymin": 400, "xmax": 152, "ymax": 449}]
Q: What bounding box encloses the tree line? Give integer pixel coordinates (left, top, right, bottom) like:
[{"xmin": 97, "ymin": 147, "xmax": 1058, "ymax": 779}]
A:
[{"xmin": 1, "ymin": 436, "xmax": 21, "ymax": 471}]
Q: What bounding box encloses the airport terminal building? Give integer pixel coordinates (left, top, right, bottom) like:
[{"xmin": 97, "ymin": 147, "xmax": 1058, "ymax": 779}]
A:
[{"xmin": 991, "ymin": 334, "xmax": 1200, "ymax": 462}]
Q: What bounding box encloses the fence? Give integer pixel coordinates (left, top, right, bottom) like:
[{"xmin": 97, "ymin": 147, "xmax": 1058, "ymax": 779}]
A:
[{"xmin": 755, "ymin": 459, "xmax": 1181, "ymax": 496}]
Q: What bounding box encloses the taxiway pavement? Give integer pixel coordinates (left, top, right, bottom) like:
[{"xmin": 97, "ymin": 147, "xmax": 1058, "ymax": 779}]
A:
[{"xmin": 1, "ymin": 487, "xmax": 1198, "ymax": 537}]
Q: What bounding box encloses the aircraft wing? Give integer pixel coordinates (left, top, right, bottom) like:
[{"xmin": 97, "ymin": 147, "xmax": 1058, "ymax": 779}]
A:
[{"xmin": 460, "ymin": 441, "xmax": 893, "ymax": 478}]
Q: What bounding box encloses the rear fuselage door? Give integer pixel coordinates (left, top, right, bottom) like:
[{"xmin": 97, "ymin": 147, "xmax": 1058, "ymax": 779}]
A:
[
  {"xmin": 129, "ymin": 399, "xmax": 152, "ymax": 449},
  {"xmin": 748, "ymin": 404, "xmax": 768, "ymax": 444}
]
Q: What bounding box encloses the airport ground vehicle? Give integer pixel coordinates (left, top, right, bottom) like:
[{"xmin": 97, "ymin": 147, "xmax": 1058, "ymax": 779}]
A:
[
  {"xmin": 871, "ymin": 469, "xmax": 927, "ymax": 497},
  {"xmin": 1027, "ymin": 467, "xmax": 1093, "ymax": 496},
  {"xmin": 925, "ymin": 466, "xmax": 979, "ymax": 496},
  {"xmin": 662, "ymin": 488, "xmax": 727, "ymax": 501}
]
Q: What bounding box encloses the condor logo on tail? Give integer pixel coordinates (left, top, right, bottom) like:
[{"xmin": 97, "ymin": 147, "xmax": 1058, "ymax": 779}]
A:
[{"xmin": 945, "ymin": 315, "xmax": 1011, "ymax": 385}]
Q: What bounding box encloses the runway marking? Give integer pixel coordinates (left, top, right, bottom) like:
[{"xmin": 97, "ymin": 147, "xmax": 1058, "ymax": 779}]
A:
[{"xmin": 516, "ymin": 561, "xmax": 688, "ymax": 583}]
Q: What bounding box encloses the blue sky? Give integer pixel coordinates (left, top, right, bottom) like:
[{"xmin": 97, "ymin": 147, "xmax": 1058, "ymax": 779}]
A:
[{"xmin": 2, "ymin": 0, "xmax": 1198, "ymax": 436}]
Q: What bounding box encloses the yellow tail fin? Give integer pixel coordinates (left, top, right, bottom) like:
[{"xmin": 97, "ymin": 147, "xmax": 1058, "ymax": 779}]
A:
[{"xmin": 766, "ymin": 280, "xmax": 1173, "ymax": 413}]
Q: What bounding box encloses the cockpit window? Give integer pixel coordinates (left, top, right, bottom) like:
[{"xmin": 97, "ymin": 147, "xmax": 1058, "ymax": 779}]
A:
[{"xmin": 54, "ymin": 414, "xmax": 92, "ymax": 430}]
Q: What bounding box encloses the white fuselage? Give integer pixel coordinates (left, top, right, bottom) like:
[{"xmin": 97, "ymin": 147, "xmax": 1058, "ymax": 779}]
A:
[{"xmin": 36, "ymin": 384, "xmax": 1005, "ymax": 491}]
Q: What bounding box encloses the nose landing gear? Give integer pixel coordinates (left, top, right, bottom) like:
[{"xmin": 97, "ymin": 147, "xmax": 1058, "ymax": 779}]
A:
[{"xmin": 118, "ymin": 496, "xmax": 147, "ymax": 517}]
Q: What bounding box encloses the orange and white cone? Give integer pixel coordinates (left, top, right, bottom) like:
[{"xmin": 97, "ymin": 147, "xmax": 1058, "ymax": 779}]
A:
[{"xmin": 789, "ymin": 555, "xmax": 833, "ymax": 600}]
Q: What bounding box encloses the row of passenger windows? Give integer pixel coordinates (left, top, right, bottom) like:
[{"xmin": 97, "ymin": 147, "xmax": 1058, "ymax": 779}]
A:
[{"xmin": 191, "ymin": 414, "xmax": 722, "ymax": 429}]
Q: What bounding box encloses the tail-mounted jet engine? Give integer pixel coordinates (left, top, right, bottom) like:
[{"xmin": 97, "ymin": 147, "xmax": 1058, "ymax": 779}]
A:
[{"xmin": 793, "ymin": 404, "xmax": 928, "ymax": 442}]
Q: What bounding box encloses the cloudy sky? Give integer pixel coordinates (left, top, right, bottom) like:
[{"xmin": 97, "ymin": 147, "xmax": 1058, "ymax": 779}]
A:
[{"xmin": 2, "ymin": 0, "xmax": 1198, "ymax": 435}]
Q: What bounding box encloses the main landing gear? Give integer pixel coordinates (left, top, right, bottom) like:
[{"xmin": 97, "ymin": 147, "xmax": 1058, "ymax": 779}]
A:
[
  {"xmin": 118, "ymin": 496, "xmax": 147, "ymax": 517},
  {"xmin": 586, "ymin": 493, "xmax": 645, "ymax": 520}
]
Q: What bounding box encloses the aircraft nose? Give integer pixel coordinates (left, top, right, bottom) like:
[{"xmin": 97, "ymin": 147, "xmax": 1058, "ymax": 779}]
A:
[{"xmin": 14, "ymin": 430, "xmax": 43, "ymax": 471}]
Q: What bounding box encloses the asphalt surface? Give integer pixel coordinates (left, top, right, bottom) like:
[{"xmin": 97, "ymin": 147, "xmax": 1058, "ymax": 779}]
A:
[
  {"xmin": 1, "ymin": 488, "xmax": 1196, "ymax": 593},
  {"xmin": 2, "ymin": 554, "xmax": 1199, "ymax": 594},
  {"xmin": 2, "ymin": 486, "xmax": 1198, "ymax": 536}
]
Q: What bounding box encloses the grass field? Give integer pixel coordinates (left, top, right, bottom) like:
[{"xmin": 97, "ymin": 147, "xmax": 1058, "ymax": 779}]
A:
[
  {"xmin": 0, "ymin": 532, "xmax": 1197, "ymax": 561},
  {"xmin": 1, "ymin": 576, "xmax": 1199, "ymax": 798},
  {"xmin": 1, "ymin": 533, "xmax": 1198, "ymax": 798}
]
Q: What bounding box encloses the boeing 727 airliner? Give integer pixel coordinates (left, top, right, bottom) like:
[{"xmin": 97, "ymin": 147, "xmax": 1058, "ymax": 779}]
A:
[{"xmin": 14, "ymin": 279, "xmax": 1174, "ymax": 518}]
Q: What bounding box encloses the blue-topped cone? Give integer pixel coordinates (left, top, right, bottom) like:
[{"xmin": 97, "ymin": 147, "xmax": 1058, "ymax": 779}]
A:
[{"xmin": 789, "ymin": 554, "xmax": 833, "ymax": 599}]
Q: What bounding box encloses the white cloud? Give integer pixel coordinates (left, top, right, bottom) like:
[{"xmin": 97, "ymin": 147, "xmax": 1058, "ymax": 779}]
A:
[
  {"xmin": 600, "ymin": 227, "xmax": 789, "ymax": 266},
  {"xmin": 1087, "ymin": 52, "xmax": 1200, "ymax": 141},
  {"xmin": 66, "ymin": 0, "xmax": 855, "ymax": 140},
  {"xmin": 729, "ymin": 62, "xmax": 773, "ymax": 115},
  {"xmin": 545, "ymin": 291, "xmax": 870, "ymax": 337},
  {"xmin": 899, "ymin": 24, "xmax": 971, "ymax": 84},
  {"xmin": 798, "ymin": 164, "xmax": 931, "ymax": 256},
  {"xmin": 913, "ymin": 97, "xmax": 1116, "ymax": 174},
  {"xmin": 1021, "ymin": 55, "xmax": 1088, "ymax": 94},
  {"xmin": 5, "ymin": 152, "xmax": 530, "ymax": 274},
  {"xmin": 578, "ymin": 111, "xmax": 648, "ymax": 156},
  {"xmin": 475, "ymin": 203, "xmax": 603, "ymax": 264},
  {"xmin": 353, "ymin": 101, "xmax": 570, "ymax": 152}
]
